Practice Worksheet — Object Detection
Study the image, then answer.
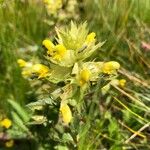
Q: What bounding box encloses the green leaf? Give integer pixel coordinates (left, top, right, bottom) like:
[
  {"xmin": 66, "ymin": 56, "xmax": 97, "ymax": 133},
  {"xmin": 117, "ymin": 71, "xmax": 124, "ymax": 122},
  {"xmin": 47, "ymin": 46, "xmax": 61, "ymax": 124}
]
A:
[
  {"xmin": 62, "ymin": 133, "xmax": 74, "ymax": 143},
  {"xmin": 79, "ymin": 41, "xmax": 105, "ymax": 60},
  {"xmin": 55, "ymin": 145, "xmax": 69, "ymax": 150},
  {"xmin": 8, "ymin": 99, "xmax": 30, "ymax": 122},
  {"xmin": 11, "ymin": 111, "xmax": 29, "ymax": 132},
  {"xmin": 47, "ymin": 64, "xmax": 71, "ymax": 83},
  {"xmin": 108, "ymin": 118, "xmax": 118, "ymax": 137},
  {"xmin": 27, "ymin": 97, "xmax": 54, "ymax": 111},
  {"xmin": 31, "ymin": 115, "xmax": 47, "ymax": 125}
]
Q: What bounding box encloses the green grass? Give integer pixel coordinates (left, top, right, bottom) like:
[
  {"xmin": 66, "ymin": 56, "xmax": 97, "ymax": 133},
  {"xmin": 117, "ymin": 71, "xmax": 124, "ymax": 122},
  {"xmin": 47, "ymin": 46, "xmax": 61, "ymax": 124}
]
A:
[
  {"xmin": 81, "ymin": 0, "xmax": 150, "ymax": 149},
  {"xmin": 85, "ymin": 0, "xmax": 150, "ymax": 73},
  {"xmin": 0, "ymin": 0, "xmax": 150, "ymax": 149},
  {"xmin": 0, "ymin": 0, "xmax": 49, "ymax": 108}
]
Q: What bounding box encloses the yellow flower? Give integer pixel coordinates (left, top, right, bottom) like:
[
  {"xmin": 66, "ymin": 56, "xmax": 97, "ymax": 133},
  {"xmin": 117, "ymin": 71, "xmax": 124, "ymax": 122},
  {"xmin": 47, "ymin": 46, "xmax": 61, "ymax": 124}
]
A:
[
  {"xmin": 0, "ymin": 118, "xmax": 12, "ymax": 129},
  {"xmin": 17, "ymin": 59, "xmax": 32, "ymax": 68},
  {"xmin": 5, "ymin": 140, "xmax": 14, "ymax": 148},
  {"xmin": 17, "ymin": 59, "xmax": 27, "ymax": 67},
  {"xmin": 79, "ymin": 69, "xmax": 91, "ymax": 86},
  {"xmin": 43, "ymin": 40, "xmax": 67, "ymax": 61},
  {"xmin": 42, "ymin": 39, "xmax": 54, "ymax": 54},
  {"xmin": 102, "ymin": 61, "xmax": 120, "ymax": 74},
  {"xmin": 44, "ymin": 0, "xmax": 62, "ymax": 14},
  {"xmin": 85, "ymin": 32, "xmax": 96, "ymax": 44},
  {"xmin": 119, "ymin": 79, "xmax": 126, "ymax": 87},
  {"xmin": 21, "ymin": 69, "xmax": 32, "ymax": 77},
  {"xmin": 60, "ymin": 104, "xmax": 72, "ymax": 124},
  {"xmin": 32, "ymin": 64, "xmax": 49, "ymax": 78},
  {"xmin": 52, "ymin": 44, "xmax": 67, "ymax": 61}
]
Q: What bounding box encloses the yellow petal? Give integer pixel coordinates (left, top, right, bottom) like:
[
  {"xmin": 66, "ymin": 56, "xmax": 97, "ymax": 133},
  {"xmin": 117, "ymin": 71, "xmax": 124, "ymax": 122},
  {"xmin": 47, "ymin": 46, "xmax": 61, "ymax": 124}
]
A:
[
  {"xmin": 102, "ymin": 61, "xmax": 120, "ymax": 74},
  {"xmin": 85, "ymin": 32, "xmax": 96, "ymax": 44},
  {"xmin": 60, "ymin": 104, "xmax": 72, "ymax": 124},
  {"xmin": 0, "ymin": 118, "xmax": 12, "ymax": 129},
  {"xmin": 32, "ymin": 64, "xmax": 49, "ymax": 78},
  {"xmin": 52, "ymin": 44, "xmax": 67, "ymax": 61},
  {"xmin": 119, "ymin": 79, "xmax": 126, "ymax": 87},
  {"xmin": 79, "ymin": 69, "xmax": 91, "ymax": 86},
  {"xmin": 17, "ymin": 59, "xmax": 27, "ymax": 67},
  {"xmin": 53, "ymin": 54, "xmax": 62, "ymax": 61},
  {"xmin": 42, "ymin": 39, "xmax": 54, "ymax": 53}
]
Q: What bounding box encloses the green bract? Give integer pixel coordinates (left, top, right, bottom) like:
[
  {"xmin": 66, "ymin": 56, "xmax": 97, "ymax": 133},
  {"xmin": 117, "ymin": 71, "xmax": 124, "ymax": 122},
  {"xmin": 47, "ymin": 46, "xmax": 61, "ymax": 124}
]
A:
[
  {"xmin": 42, "ymin": 22, "xmax": 106, "ymax": 84},
  {"xmin": 48, "ymin": 22, "xmax": 105, "ymax": 67}
]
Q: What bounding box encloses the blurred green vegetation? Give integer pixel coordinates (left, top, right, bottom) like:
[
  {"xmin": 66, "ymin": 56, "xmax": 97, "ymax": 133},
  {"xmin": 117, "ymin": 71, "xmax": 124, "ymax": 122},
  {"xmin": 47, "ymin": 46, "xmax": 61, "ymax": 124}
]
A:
[
  {"xmin": 0, "ymin": 0, "xmax": 150, "ymax": 149},
  {"xmin": 0, "ymin": 0, "xmax": 49, "ymax": 108},
  {"xmin": 85, "ymin": 0, "xmax": 150, "ymax": 73}
]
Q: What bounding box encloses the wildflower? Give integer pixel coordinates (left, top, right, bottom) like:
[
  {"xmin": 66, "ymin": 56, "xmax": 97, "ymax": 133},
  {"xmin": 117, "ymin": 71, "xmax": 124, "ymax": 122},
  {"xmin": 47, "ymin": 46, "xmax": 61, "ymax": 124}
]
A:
[
  {"xmin": 52, "ymin": 44, "xmax": 67, "ymax": 61},
  {"xmin": 60, "ymin": 103, "xmax": 72, "ymax": 124},
  {"xmin": 43, "ymin": 39, "xmax": 67, "ymax": 62},
  {"xmin": 17, "ymin": 59, "xmax": 49, "ymax": 78},
  {"xmin": 0, "ymin": 118, "xmax": 12, "ymax": 129},
  {"xmin": 17, "ymin": 59, "xmax": 27, "ymax": 67},
  {"xmin": 79, "ymin": 69, "xmax": 91, "ymax": 86},
  {"xmin": 21, "ymin": 69, "xmax": 32, "ymax": 77},
  {"xmin": 119, "ymin": 79, "xmax": 126, "ymax": 87},
  {"xmin": 5, "ymin": 140, "xmax": 14, "ymax": 148},
  {"xmin": 32, "ymin": 64, "xmax": 49, "ymax": 78},
  {"xmin": 43, "ymin": 0, "xmax": 62, "ymax": 15},
  {"xmin": 17, "ymin": 59, "xmax": 32, "ymax": 68},
  {"xmin": 102, "ymin": 61, "xmax": 120, "ymax": 74},
  {"xmin": 85, "ymin": 32, "xmax": 96, "ymax": 44},
  {"xmin": 42, "ymin": 39, "xmax": 54, "ymax": 54}
]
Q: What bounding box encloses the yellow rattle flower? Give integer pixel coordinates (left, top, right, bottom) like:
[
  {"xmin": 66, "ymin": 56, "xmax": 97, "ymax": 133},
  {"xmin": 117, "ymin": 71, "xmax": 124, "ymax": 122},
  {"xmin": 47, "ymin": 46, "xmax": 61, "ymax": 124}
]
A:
[
  {"xmin": 17, "ymin": 59, "xmax": 27, "ymax": 67},
  {"xmin": 102, "ymin": 61, "xmax": 120, "ymax": 74},
  {"xmin": 43, "ymin": 0, "xmax": 62, "ymax": 15},
  {"xmin": 17, "ymin": 59, "xmax": 32, "ymax": 68},
  {"xmin": 32, "ymin": 64, "xmax": 49, "ymax": 78},
  {"xmin": 52, "ymin": 44, "xmax": 67, "ymax": 61},
  {"xmin": 0, "ymin": 118, "xmax": 12, "ymax": 129},
  {"xmin": 21, "ymin": 69, "xmax": 32, "ymax": 78},
  {"xmin": 60, "ymin": 103, "xmax": 72, "ymax": 124},
  {"xmin": 42, "ymin": 39, "xmax": 54, "ymax": 54},
  {"xmin": 5, "ymin": 140, "xmax": 14, "ymax": 148},
  {"xmin": 119, "ymin": 79, "xmax": 126, "ymax": 87},
  {"xmin": 79, "ymin": 69, "xmax": 91, "ymax": 86},
  {"xmin": 85, "ymin": 32, "xmax": 96, "ymax": 44}
]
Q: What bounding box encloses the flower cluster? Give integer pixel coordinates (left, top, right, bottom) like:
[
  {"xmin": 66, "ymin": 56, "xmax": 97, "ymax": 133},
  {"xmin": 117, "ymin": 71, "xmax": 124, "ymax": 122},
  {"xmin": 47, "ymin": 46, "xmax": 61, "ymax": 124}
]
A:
[
  {"xmin": 43, "ymin": 0, "xmax": 79, "ymax": 22},
  {"xmin": 43, "ymin": 0, "xmax": 62, "ymax": 15},
  {"xmin": 18, "ymin": 22, "xmax": 123, "ymax": 125},
  {"xmin": 17, "ymin": 59, "xmax": 50, "ymax": 79},
  {"xmin": 102, "ymin": 61, "xmax": 120, "ymax": 74},
  {"xmin": 0, "ymin": 118, "xmax": 14, "ymax": 147}
]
